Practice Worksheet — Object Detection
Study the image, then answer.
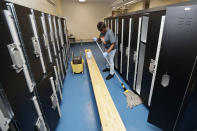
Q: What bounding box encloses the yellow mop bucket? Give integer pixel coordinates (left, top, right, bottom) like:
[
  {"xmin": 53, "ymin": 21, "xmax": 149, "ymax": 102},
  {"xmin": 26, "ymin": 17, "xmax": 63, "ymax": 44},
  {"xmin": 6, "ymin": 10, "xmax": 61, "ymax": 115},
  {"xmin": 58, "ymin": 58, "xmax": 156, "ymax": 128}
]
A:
[{"xmin": 71, "ymin": 51, "xmax": 84, "ymax": 74}]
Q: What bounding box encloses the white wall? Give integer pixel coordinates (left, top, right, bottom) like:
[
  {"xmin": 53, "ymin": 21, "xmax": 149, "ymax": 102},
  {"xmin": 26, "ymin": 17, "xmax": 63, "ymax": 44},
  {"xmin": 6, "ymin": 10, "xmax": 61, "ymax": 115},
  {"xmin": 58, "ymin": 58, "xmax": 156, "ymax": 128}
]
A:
[
  {"xmin": 62, "ymin": 1, "xmax": 112, "ymax": 40},
  {"xmin": 6, "ymin": 0, "xmax": 63, "ymax": 16}
]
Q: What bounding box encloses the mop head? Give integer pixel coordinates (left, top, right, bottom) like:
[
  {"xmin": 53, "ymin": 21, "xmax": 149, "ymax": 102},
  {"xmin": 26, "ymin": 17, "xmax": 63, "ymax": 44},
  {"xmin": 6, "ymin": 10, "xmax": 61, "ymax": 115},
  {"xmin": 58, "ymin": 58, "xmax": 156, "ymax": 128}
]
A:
[{"xmin": 123, "ymin": 89, "xmax": 143, "ymax": 109}]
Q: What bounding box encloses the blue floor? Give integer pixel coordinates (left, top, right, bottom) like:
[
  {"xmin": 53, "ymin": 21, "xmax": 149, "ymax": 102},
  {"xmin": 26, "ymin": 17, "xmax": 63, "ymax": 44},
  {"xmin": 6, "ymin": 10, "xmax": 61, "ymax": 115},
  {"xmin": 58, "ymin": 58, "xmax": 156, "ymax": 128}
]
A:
[{"xmin": 56, "ymin": 42, "xmax": 162, "ymax": 131}]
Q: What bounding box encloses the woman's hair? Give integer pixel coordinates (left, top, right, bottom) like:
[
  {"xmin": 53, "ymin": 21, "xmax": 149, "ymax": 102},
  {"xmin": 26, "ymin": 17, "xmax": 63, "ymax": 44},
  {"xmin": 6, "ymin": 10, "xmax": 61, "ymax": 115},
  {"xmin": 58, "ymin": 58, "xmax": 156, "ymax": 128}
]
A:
[{"xmin": 97, "ymin": 22, "xmax": 106, "ymax": 31}]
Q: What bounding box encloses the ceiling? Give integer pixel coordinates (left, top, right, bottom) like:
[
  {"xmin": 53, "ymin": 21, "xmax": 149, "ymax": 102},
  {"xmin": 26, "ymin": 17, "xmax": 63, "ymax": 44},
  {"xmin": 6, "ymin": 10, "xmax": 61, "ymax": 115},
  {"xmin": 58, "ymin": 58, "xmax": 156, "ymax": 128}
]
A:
[{"xmin": 65, "ymin": 0, "xmax": 116, "ymax": 2}]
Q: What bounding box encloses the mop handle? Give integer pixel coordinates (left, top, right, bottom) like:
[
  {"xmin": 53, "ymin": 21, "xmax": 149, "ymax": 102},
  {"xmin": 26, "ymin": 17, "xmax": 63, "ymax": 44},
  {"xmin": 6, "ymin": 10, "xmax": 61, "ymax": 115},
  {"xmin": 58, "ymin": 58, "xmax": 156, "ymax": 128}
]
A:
[{"xmin": 95, "ymin": 41, "xmax": 123, "ymax": 84}]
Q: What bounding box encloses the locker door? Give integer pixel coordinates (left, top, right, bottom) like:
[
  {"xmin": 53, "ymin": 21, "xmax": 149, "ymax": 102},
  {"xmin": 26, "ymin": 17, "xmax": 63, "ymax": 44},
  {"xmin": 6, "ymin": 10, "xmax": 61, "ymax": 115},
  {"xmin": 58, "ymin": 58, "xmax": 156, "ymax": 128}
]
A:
[
  {"xmin": 51, "ymin": 15, "xmax": 64, "ymax": 81},
  {"xmin": 114, "ymin": 18, "xmax": 119, "ymax": 70},
  {"xmin": 60, "ymin": 18, "xmax": 68, "ymax": 68},
  {"xmin": 121, "ymin": 16, "xmax": 130, "ymax": 80},
  {"xmin": 55, "ymin": 16, "xmax": 66, "ymax": 76},
  {"xmin": 58, "ymin": 17, "xmax": 67, "ymax": 73},
  {"xmin": 148, "ymin": 5, "xmax": 197, "ymax": 131},
  {"xmin": 33, "ymin": 10, "xmax": 53, "ymax": 74},
  {"xmin": 126, "ymin": 18, "xmax": 132, "ymax": 82},
  {"xmin": 134, "ymin": 16, "xmax": 149, "ymax": 95},
  {"xmin": 176, "ymin": 64, "xmax": 197, "ymax": 131},
  {"xmin": 36, "ymin": 74, "xmax": 61, "ymax": 131},
  {"xmin": 139, "ymin": 11, "xmax": 165, "ymax": 106},
  {"xmin": 108, "ymin": 19, "xmax": 110, "ymax": 29},
  {"xmin": 128, "ymin": 14, "xmax": 140, "ymax": 89},
  {"xmin": 11, "ymin": 3, "xmax": 43, "ymax": 83},
  {"xmin": 48, "ymin": 15, "xmax": 64, "ymax": 86},
  {"xmin": 0, "ymin": 83, "xmax": 18, "ymax": 131},
  {"xmin": 1, "ymin": 4, "xmax": 47, "ymax": 130},
  {"xmin": 117, "ymin": 17, "xmax": 122, "ymax": 73}
]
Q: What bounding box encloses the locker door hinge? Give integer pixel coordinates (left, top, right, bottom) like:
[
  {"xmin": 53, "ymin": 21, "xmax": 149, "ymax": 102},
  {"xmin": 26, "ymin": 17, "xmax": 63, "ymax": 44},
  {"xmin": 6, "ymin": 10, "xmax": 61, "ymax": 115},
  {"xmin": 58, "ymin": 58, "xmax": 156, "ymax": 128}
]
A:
[{"xmin": 7, "ymin": 43, "xmax": 23, "ymax": 73}]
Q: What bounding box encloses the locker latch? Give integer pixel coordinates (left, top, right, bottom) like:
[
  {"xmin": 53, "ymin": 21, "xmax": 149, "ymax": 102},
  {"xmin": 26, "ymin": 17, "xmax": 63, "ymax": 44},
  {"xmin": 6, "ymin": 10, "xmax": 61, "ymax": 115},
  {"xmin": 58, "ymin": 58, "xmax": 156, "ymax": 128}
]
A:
[
  {"xmin": 126, "ymin": 47, "xmax": 129, "ymax": 57},
  {"xmin": 133, "ymin": 51, "xmax": 137, "ymax": 63},
  {"xmin": 149, "ymin": 59, "xmax": 155, "ymax": 74},
  {"xmin": 7, "ymin": 44, "xmax": 23, "ymax": 73},
  {"xmin": 50, "ymin": 93, "xmax": 57, "ymax": 110},
  {"xmin": 35, "ymin": 117, "xmax": 47, "ymax": 131},
  {"xmin": 32, "ymin": 37, "xmax": 41, "ymax": 57},
  {"xmin": 161, "ymin": 73, "xmax": 170, "ymax": 87}
]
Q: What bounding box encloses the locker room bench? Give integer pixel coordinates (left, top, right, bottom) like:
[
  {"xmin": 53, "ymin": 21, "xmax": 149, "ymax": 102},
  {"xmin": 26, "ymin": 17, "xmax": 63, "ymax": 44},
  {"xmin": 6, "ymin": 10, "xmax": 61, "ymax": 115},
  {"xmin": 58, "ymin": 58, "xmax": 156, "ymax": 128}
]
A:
[{"xmin": 85, "ymin": 49, "xmax": 126, "ymax": 131}]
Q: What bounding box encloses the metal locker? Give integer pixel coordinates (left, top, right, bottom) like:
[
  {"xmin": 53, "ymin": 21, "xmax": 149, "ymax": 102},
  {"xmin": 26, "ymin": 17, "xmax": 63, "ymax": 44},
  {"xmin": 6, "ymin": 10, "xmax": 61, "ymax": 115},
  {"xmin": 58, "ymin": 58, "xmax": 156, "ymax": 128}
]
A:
[
  {"xmin": 55, "ymin": 16, "xmax": 66, "ymax": 76},
  {"xmin": 176, "ymin": 68, "xmax": 197, "ymax": 131},
  {"xmin": 0, "ymin": 2, "xmax": 47, "ymax": 130},
  {"xmin": 127, "ymin": 14, "xmax": 141, "ymax": 90},
  {"xmin": 133, "ymin": 16, "xmax": 148, "ymax": 94},
  {"xmin": 121, "ymin": 16, "xmax": 130, "ymax": 80},
  {"xmin": 33, "ymin": 9, "xmax": 53, "ymax": 74},
  {"xmin": 58, "ymin": 17, "xmax": 67, "ymax": 73},
  {"xmin": 136, "ymin": 11, "xmax": 166, "ymax": 106},
  {"xmin": 47, "ymin": 15, "xmax": 64, "ymax": 86},
  {"xmin": 0, "ymin": 83, "xmax": 18, "ymax": 131},
  {"xmin": 148, "ymin": 4, "xmax": 197, "ymax": 131},
  {"xmin": 35, "ymin": 73, "xmax": 61, "ymax": 131},
  {"xmin": 117, "ymin": 17, "xmax": 123, "ymax": 74},
  {"xmin": 9, "ymin": 3, "xmax": 44, "ymax": 84},
  {"xmin": 30, "ymin": 10, "xmax": 63, "ymax": 101},
  {"xmin": 49, "ymin": 15, "xmax": 64, "ymax": 81},
  {"xmin": 60, "ymin": 18, "xmax": 68, "ymax": 68},
  {"xmin": 63, "ymin": 19, "xmax": 71, "ymax": 67},
  {"xmin": 114, "ymin": 18, "xmax": 119, "ymax": 70}
]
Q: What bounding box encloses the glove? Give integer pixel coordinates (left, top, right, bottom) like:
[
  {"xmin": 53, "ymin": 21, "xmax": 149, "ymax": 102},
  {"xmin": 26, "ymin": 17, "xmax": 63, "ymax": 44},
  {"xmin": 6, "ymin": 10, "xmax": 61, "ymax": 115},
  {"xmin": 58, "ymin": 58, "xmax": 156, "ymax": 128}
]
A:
[
  {"xmin": 93, "ymin": 37, "xmax": 97, "ymax": 42},
  {"xmin": 103, "ymin": 52, "xmax": 108, "ymax": 58}
]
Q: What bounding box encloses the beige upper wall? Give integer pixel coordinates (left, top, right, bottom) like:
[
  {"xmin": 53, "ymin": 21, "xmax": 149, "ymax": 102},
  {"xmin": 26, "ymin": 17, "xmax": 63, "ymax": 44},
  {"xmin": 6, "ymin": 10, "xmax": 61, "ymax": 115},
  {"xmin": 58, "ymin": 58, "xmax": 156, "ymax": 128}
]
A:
[
  {"xmin": 127, "ymin": 0, "xmax": 189, "ymax": 13},
  {"xmin": 6, "ymin": 0, "xmax": 63, "ymax": 16},
  {"xmin": 62, "ymin": 1, "xmax": 112, "ymax": 40}
]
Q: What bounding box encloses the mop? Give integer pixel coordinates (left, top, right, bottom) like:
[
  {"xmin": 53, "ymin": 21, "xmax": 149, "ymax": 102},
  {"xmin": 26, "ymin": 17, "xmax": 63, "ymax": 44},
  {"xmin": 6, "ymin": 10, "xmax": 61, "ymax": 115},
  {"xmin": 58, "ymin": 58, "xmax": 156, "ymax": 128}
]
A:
[{"xmin": 95, "ymin": 41, "xmax": 142, "ymax": 108}]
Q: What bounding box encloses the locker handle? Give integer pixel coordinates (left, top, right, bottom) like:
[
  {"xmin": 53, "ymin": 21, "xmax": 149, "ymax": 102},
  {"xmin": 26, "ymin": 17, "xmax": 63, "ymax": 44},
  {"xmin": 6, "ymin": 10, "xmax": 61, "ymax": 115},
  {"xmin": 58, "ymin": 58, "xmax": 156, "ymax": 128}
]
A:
[
  {"xmin": 149, "ymin": 59, "xmax": 155, "ymax": 74},
  {"xmin": 7, "ymin": 44, "xmax": 23, "ymax": 73},
  {"xmin": 32, "ymin": 37, "xmax": 41, "ymax": 57},
  {"xmin": 161, "ymin": 73, "xmax": 170, "ymax": 87}
]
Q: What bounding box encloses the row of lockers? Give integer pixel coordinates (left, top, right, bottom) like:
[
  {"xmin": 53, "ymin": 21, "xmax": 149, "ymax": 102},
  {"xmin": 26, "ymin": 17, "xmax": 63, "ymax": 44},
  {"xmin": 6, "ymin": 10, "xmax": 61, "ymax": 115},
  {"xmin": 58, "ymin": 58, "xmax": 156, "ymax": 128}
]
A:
[
  {"xmin": 0, "ymin": 0, "xmax": 70, "ymax": 131},
  {"xmin": 105, "ymin": 2, "xmax": 197, "ymax": 131}
]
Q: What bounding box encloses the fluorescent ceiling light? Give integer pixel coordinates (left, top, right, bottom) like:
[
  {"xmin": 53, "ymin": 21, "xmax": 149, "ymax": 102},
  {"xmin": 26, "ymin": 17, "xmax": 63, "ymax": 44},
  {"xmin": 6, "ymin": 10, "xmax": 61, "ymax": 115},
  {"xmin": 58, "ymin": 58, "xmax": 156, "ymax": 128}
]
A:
[{"xmin": 79, "ymin": 0, "xmax": 86, "ymax": 2}]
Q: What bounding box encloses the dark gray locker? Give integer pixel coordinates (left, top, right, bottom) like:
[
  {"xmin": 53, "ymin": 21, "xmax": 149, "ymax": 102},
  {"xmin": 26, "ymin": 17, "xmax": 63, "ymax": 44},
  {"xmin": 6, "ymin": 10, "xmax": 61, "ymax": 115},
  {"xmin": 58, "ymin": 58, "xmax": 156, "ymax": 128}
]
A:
[
  {"xmin": 128, "ymin": 14, "xmax": 140, "ymax": 89},
  {"xmin": 139, "ymin": 11, "xmax": 165, "ymax": 106},
  {"xmin": 148, "ymin": 5, "xmax": 197, "ymax": 131},
  {"xmin": 33, "ymin": 9, "xmax": 53, "ymax": 74},
  {"xmin": 0, "ymin": 83, "xmax": 18, "ymax": 131},
  {"xmin": 55, "ymin": 16, "xmax": 66, "ymax": 76},
  {"xmin": 121, "ymin": 16, "xmax": 130, "ymax": 80},
  {"xmin": 11, "ymin": 3, "xmax": 44, "ymax": 84},
  {"xmin": 0, "ymin": 2, "xmax": 47, "ymax": 130},
  {"xmin": 117, "ymin": 17, "xmax": 123, "ymax": 74},
  {"xmin": 36, "ymin": 73, "xmax": 61, "ymax": 131},
  {"xmin": 114, "ymin": 18, "xmax": 119, "ymax": 70},
  {"xmin": 47, "ymin": 14, "xmax": 64, "ymax": 87},
  {"xmin": 60, "ymin": 18, "xmax": 68, "ymax": 69}
]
